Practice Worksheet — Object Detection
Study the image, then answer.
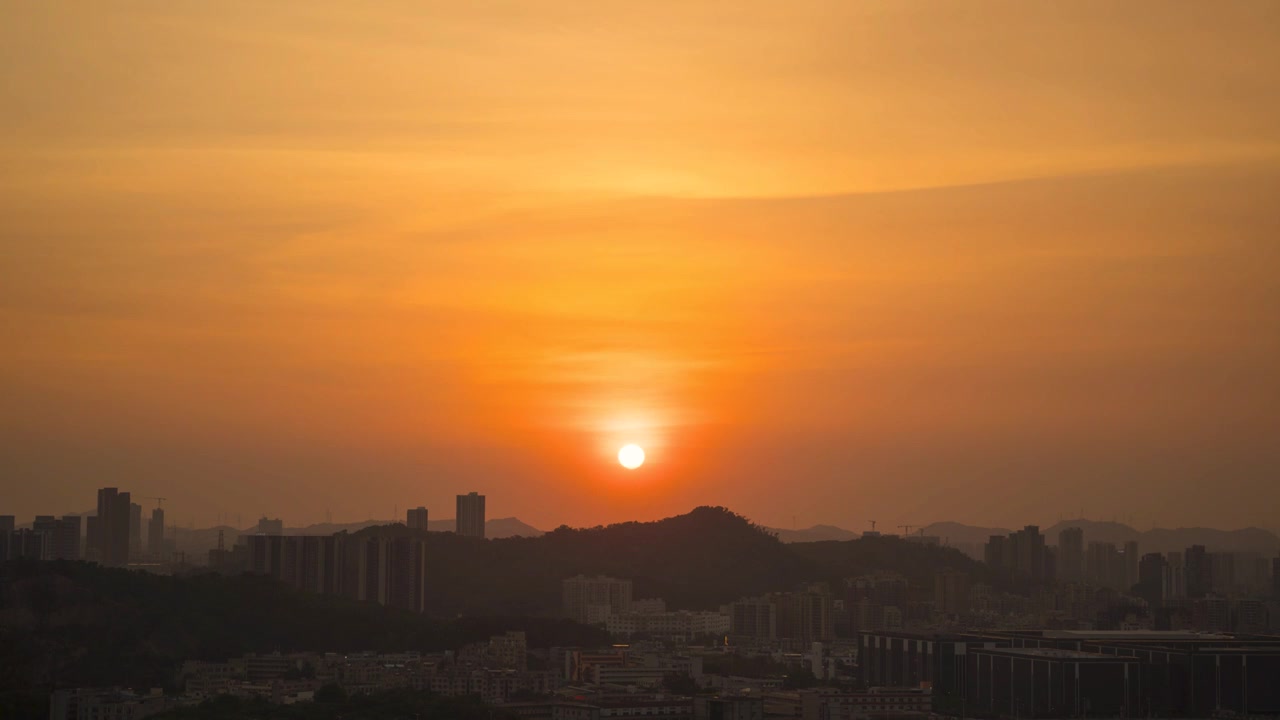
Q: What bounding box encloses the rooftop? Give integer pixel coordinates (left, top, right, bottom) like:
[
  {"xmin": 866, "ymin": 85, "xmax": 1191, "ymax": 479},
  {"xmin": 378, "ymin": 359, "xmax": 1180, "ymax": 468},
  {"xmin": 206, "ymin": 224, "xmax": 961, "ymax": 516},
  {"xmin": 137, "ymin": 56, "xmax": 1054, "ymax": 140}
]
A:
[
  {"xmin": 1043, "ymin": 630, "xmax": 1233, "ymax": 641},
  {"xmin": 979, "ymin": 648, "xmax": 1137, "ymax": 660}
]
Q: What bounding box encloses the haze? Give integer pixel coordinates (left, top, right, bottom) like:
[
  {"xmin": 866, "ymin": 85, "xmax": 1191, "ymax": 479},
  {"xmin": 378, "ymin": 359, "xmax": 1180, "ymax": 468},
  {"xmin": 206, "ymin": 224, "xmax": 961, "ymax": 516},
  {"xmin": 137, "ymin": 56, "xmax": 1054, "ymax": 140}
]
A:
[{"xmin": 2, "ymin": 1, "xmax": 1279, "ymax": 531}]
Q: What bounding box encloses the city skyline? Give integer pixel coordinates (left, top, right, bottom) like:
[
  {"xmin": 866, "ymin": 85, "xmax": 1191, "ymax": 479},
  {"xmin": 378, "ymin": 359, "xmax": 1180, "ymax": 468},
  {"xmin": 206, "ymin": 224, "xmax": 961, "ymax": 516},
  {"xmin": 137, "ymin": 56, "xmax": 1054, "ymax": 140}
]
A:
[
  {"xmin": 5, "ymin": 4, "xmax": 1280, "ymax": 718},
  {"xmin": 11, "ymin": 496, "xmax": 1280, "ymax": 539}
]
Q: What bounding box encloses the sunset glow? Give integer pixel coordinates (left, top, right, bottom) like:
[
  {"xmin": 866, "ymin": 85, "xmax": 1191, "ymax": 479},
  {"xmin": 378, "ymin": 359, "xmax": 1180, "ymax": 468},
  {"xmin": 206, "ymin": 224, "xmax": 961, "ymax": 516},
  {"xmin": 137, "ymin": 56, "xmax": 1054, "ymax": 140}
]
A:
[{"xmin": 2, "ymin": 2, "xmax": 1279, "ymax": 532}]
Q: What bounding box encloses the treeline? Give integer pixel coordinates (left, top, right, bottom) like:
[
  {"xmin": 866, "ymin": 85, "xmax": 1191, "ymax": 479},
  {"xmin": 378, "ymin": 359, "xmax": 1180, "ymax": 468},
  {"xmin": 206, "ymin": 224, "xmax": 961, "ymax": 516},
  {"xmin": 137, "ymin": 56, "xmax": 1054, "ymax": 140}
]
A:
[
  {"xmin": 151, "ymin": 687, "xmax": 513, "ymax": 720},
  {"xmin": 0, "ymin": 560, "xmax": 606, "ymax": 719}
]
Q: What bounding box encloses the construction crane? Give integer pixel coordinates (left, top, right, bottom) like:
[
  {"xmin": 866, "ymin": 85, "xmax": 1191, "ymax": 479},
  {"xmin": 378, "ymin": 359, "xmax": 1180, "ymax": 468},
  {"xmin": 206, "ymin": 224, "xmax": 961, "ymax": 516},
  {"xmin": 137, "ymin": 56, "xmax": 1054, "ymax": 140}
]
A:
[
  {"xmin": 142, "ymin": 496, "xmax": 167, "ymax": 509},
  {"xmin": 898, "ymin": 524, "xmax": 913, "ymax": 536}
]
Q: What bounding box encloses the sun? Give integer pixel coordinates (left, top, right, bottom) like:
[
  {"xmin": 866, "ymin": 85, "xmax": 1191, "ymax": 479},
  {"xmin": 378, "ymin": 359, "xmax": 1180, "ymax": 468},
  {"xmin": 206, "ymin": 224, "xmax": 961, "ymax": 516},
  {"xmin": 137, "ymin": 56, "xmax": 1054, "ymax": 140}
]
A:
[{"xmin": 617, "ymin": 444, "xmax": 645, "ymax": 470}]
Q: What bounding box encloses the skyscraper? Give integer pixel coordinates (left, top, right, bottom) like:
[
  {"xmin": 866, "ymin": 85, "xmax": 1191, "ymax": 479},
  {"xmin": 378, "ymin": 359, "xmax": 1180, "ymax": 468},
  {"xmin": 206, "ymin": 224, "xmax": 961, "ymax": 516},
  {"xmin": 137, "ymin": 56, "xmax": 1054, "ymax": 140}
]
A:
[
  {"xmin": 1058, "ymin": 527, "xmax": 1084, "ymax": 582},
  {"xmin": 406, "ymin": 506, "xmax": 428, "ymax": 531},
  {"xmin": 55, "ymin": 516, "xmax": 81, "ymax": 560},
  {"xmin": 147, "ymin": 508, "xmax": 165, "ymax": 559},
  {"xmin": 1123, "ymin": 540, "xmax": 1140, "ymax": 590},
  {"xmin": 89, "ymin": 488, "xmax": 132, "ymax": 566},
  {"xmin": 33, "ymin": 515, "xmax": 58, "ymax": 535},
  {"xmin": 33, "ymin": 515, "xmax": 81, "ymax": 561},
  {"xmin": 1087, "ymin": 542, "xmax": 1123, "ymax": 589},
  {"xmin": 129, "ymin": 502, "xmax": 143, "ymax": 557},
  {"xmin": 0, "ymin": 516, "xmax": 14, "ymax": 533},
  {"xmin": 934, "ymin": 570, "xmax": 970, "ymax": 616},
  {"xmin": 338, "ymin": 531, "xmax": 428, "ymax": 612},
  {"xmin": 456, "ymin": 492, "xmax": 485, "ymax": 538},
  {"xmin": 984, "ymin": 535, "xmax": 1007, "ymax": 573},
  {"xmin": 1185, "ymin": 545, "xmax": 1210, "ymax": 598},
  {"xmin": 3, "ymin": 529, "xmax": 49, "ymax": 560},
  {"xmin": 1137, "ymin": 553, "xmax": 1168, "ymax": 607}
]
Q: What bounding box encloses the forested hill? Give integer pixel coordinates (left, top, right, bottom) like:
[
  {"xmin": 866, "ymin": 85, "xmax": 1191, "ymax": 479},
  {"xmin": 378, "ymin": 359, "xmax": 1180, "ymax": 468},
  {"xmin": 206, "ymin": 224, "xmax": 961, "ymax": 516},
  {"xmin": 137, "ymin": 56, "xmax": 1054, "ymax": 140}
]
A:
[{"xmin": 409, "ymin": 505, "xmax": 991, "ymax": 615}]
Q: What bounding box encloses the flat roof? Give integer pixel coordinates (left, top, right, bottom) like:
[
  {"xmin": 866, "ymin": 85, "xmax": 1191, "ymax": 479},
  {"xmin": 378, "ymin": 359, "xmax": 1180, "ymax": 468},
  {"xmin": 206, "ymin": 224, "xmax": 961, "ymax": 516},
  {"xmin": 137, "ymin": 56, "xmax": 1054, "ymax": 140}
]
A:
[
  {"xmin": 976, "ymin": 647, "xmax": 1138, "ymax": 660},
  {"xmin": 1046, "ymin": 630, "xmax": 1232, "ymax": 639}
]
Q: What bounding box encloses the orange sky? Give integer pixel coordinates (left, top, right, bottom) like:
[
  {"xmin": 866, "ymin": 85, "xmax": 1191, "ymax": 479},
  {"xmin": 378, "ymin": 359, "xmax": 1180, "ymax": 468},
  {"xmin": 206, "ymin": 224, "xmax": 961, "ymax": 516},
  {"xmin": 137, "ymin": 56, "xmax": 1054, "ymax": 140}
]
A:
[{"xmin": 2, "ymin": 2, "xmax": 1279, "ymax": 531}]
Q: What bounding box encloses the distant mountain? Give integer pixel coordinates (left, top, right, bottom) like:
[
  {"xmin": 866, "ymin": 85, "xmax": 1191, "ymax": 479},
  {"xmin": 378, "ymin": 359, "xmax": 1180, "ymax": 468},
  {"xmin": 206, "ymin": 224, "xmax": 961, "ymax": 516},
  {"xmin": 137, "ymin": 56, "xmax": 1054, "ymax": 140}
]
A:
[
  {"xmin": 1044, "ymin": 519, "xmax": 1280, "ymax": 555},
  {"xmin": 172, "ymin": 517, "xmax": 544, "ymax": 559},
  {"xmin": 766, "ymin": 524, "xmax": 860, "ymax": 543},
  {"xmin": 1138, "ymin": 526, "xmax": 1280, "ymax": 555},
  {"xmin": 921, "ymin": 521, "xmax": 1013, "ymax": 548},
  {"xmin": 1042, "ymin": 519, "xmax": 1140, "ymax": 546},
  {"xmin": 427, "ymin": 517, "xmax": 545, "ymax": 538},
  {"xmin": 915, "ymin": 519, "xmax": 1280, "ymax": 556}
]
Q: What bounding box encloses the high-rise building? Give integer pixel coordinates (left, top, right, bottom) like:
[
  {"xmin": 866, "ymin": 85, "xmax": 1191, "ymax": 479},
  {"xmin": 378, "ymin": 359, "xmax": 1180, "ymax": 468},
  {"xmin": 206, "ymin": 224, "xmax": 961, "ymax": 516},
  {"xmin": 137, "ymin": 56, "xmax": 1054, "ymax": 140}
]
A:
[
  {"xmin": 4, "ymin": 528, "xmax": 50, "ymax": 560},
  {"xmin": 386, "ymin": 534, "xmax": 429, "ymax": 612},
  {"xmin": 256, "ymin": 517, "xmax": 284, "ymax": 535},
  {"xmin": 1137, "ymin": 553, "xmax": 1168, "ymax": 607},
  {"xmin": 297, "ymin": 534, "xmax": 345, "ymax": 595},
  {"xmin": 563, "ymin": 574, "xmax": 633, "ymax": 624},
  {"xmin": 34, "ymin": 515, "xmax": 81, "ymax": 561},
  {"xmin": 55, "ymin": 516, "xmax": 81, "ymax": 560},
  {"xmin": 984, "ymin": 535, "xmax": 1007, "ymax": 572},
  {"xmin": 338, "ymin": 531, "xmax": 428, "ymax": 612},
  {"xmin": 406, "ymin": 506, "xmax": 428, "ymax": 531},
  {"xmin": 1015, "ymin": 526, "xmax": 1048, "ymax": 581},
  {"xmin": 129, "ymin": 502, "xmax": 143, "ymax": 557},
  {"xmin": 148, "ymin": 508, "xmax": 166, "ymax": 559},
  {"xmin": 0, "ymin": 516, "xmax": 14, "ymax": 533},
  {"xmin": 1123, "ymin": 540, "xmax": 1140, "ymax": 590},
  {"xmin": 774, "ymin": 585, "xmax": 835, "ymax": 644},
  {"xmin": 1210, "ymin": 552, "xmax": 1237, "ymax": 592},
  {"xmin": 1087, "ymin": 542, "xmax": 1123, "ymax": 589},
  {"xmin": 89, "ymin": 488, "xmax": 132, "ymax": 566},
  {"xmin": 33, "ymin": 515, "xmax": 58, "ymax": 538},
  {"xmin": 1165, "ymin": 551, "xmax": 1187, "ymax": 599},
  {"xmin": 1185, "ymin": 545, "xmax": 1210, "ymax": 598},
  {"xmin": 934, "ymin": 570, "xmax": 970, "ymax": 616},
  {"xmin": 1273, "ymin": 557, "xmax": 1280, "ymax": 600},
  {"xmin": 456, "ymin": 492, "xmax": 485, "ymax": 538},
  {"xmin": 246, "ymin": 533, "xmax": 351, "ymax": 599},
  {"xmin": 1058, "ymin": 527, "xmax": 1085, "ymax": 582},
  {"xmin": 730, "ymin": 595, "xmax": 777, "ymax": 640}
]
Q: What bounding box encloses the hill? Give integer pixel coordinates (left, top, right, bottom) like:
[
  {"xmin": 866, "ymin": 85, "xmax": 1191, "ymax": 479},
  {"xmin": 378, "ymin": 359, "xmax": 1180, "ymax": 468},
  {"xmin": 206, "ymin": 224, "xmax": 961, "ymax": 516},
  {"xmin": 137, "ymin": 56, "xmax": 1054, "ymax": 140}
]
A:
[
  {"xmin": 788, "ymin": 534, "xmax": 1001, "ymax": 588},
  {"xmin": 417, "ymin": 506, "xmax": 806, "ymax": 613},
  {"xmin": 409, "ymin": 506, "xmax": 989, "ymax": 615}
]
